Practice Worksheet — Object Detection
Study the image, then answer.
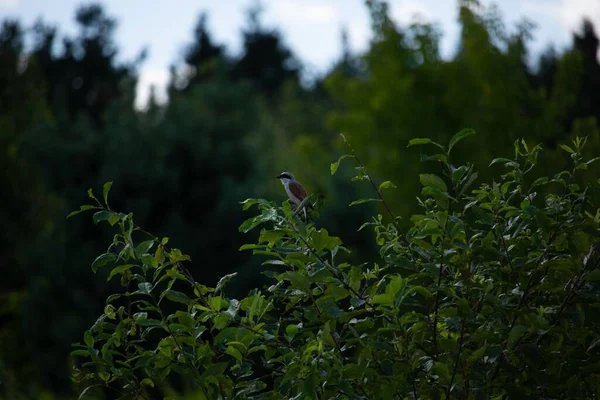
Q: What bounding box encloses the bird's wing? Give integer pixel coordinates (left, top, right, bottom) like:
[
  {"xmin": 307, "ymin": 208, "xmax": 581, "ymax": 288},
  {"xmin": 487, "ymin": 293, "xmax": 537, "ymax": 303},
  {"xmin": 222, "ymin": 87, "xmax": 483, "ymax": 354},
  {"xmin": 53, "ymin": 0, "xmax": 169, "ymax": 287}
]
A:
[{"xmin": 288, "ymin": 181, "xmax": 308, "ymax": 201}]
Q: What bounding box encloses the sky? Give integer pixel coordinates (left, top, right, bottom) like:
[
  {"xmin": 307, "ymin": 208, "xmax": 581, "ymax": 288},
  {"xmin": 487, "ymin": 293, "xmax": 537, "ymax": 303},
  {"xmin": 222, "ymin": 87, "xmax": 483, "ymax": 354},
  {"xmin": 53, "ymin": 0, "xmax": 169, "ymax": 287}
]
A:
[{"xmin": 1, "ymin": 0, "xmax": 599, "ymax": 109}]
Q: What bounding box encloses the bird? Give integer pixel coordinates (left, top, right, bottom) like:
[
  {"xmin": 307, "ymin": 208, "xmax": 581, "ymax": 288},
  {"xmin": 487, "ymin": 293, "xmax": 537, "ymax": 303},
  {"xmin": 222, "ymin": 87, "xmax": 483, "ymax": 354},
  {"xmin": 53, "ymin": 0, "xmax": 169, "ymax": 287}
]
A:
[{"xmin": 276, "ymin": 172, "xmax": 312, "ymax": 220}]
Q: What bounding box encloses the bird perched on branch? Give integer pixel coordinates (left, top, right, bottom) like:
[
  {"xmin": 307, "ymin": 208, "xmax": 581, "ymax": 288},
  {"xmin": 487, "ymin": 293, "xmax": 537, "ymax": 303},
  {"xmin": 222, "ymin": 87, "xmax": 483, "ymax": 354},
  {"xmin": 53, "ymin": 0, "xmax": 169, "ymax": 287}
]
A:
[{"xmin": 276, "ymin": 172, "xmax": 312, "ymax": 220}]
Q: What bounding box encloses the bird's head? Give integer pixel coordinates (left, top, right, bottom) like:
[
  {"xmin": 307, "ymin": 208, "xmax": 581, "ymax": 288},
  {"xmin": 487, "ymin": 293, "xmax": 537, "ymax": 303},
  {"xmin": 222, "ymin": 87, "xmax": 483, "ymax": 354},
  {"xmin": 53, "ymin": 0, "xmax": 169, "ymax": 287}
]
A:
[{"xmin": 276, "ymin": 172, "xmax": 295, "ymax": 183}]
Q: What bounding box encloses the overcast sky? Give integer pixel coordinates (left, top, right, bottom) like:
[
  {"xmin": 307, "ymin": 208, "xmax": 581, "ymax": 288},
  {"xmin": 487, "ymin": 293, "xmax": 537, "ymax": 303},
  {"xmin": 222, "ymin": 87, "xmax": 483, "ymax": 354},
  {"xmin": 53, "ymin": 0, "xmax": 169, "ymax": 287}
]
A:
[{"xmin": 1, "ymin": 0, "xmax": 599, "ymax": 108}]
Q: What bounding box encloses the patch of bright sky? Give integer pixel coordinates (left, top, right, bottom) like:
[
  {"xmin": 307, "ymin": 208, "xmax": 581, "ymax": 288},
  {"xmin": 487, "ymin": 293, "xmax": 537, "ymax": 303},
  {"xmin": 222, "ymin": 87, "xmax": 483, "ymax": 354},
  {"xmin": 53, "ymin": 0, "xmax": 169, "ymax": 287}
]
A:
[{"xmin": 1, "ymin": 0, "xmax": 598, "ymax": 109}]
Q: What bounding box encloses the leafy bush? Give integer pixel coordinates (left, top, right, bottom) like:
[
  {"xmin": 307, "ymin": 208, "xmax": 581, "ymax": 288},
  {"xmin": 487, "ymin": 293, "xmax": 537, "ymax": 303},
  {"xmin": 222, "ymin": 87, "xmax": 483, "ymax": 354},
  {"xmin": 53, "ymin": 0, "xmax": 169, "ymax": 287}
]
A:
[{"xmin": 71, "ymin": 132, "xmax": 600, "ymax": 399}]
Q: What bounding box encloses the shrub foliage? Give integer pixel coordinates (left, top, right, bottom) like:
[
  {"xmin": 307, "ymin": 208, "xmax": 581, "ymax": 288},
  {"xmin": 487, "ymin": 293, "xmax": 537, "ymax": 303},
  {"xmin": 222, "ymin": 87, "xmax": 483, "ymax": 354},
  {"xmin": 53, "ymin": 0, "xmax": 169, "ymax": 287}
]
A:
[{"xmin": 71, "ymin": 132, "xmax": 600, "ymax": 399}]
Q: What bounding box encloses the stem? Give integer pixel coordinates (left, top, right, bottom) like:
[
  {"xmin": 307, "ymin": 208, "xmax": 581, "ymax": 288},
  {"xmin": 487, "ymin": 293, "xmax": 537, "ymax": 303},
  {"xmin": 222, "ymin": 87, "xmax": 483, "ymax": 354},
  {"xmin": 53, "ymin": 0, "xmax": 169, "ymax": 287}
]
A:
[
  {"xmin": 432, "ymin": 263, "xmax": 445, "ymax": 358},
  {"xmin": 446, "ymin": 318, "xmax": 467, "ymax": 400},
  {"xmin": 353, "ymin": 151, "xmax": 397, "ymax": 223}
]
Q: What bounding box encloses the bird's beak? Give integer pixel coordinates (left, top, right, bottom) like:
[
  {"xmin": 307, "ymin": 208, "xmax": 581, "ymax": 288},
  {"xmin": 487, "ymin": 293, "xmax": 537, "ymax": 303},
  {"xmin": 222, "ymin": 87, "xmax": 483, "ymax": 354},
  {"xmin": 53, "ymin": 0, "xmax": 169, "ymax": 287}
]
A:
[{"xmin": 275, "ymin": 174, "xmax": 281, "ymax": 179}]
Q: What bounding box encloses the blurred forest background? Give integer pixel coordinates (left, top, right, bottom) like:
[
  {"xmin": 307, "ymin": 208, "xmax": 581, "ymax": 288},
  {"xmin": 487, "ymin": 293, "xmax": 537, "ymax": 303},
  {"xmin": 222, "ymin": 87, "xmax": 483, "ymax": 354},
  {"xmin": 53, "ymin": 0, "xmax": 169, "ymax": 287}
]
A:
[{"xmin": 1, "ymin": 0, "xmax": 600, "ymax": 397}]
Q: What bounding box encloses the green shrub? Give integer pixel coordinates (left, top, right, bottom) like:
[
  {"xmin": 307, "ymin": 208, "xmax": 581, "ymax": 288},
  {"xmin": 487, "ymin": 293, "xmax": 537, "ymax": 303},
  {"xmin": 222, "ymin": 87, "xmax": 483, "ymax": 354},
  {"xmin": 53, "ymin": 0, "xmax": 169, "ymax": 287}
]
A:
[{"xmin": 71, "ymin": 132, "xmax": 600, "ymax": 399}]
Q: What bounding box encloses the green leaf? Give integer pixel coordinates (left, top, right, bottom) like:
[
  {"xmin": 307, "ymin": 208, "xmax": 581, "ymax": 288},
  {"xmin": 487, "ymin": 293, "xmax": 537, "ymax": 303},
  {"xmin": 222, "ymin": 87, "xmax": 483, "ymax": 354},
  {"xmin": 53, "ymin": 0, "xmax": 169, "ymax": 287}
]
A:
[
  {"xmin": 209, "ymin": 296, "xmax": 223, "ymax": 311},
  {"xmin": 84, "ymin": 330, "xmax": 94, "ymax": 348},
  {"xmin": 587, "ymin": 337, "xmax": 600, "ymax": 353},
  {"xmin": 78, "ymin": 385, "xmax": 103, "ymax": 400},
  {"xmin": 92, "ymin": 210, "xmax": 115, "ymax": 225},
  {"xmin": 420, "ymin": 153, "xmax": 448, "ymax": 163},
  {"xmin": 91, "ymin": 253, "xmax": 117, "ymax": 273},
  {"xmin": 87, "ymin": 188, "xmax": 100, "ymax": 204},
  {"xmin": 107, "ymin": 264, "xmax": 135, "ymax": 282},
  {"xmin": 135, "ymin": 240, "xmax": 155, "ymax": 257},
  {"xmin": 432, "ymin": 362, "xmax": 451, "ymax": 383},
  {"xmin": 349, "ymin": 198, "xmax": 381, "ymax": 207},
  {"xmin": 467, "ymin": 345, "xmax": 487, "ymax": 363},
  {"xmin": 108, "ymin": 213, "xmax": 121, "ymax": 226},
  {"xmin": 448, "ymin": 128, "xmax": 476, "ymax": 153},
  {"xmin": 489, "ymin": 157, "xmax": 517, "ymax": 167},
  {"xmin": 238, "ymin": 244, "xmax": 262, "ymax": 251},
  {"xmin": 532, "ymin": 176, "xmax": 549, "ymax": 187},
  {"xmin": 137, "ymin": 282, "xmax": 153, "ymax": 294},
  {"xmin": 239, "ymin": 216, "xmax": 263, "ymax": 233},
  {"xmin": 240, "ymin": 198, "xmax": 262, "ymax": 211},
  {"xmin": 419, "ymin": 174, "xmax": 447, "ymax": 192},
  {"xmin": 378, "ymin": 181, "xmax": 397, "ymax": 191},
  {"xmin": 315, "ymin": 297, "xmax": 343, "ymax": 318},
  {"xmin": 102, "ymin": 181, "xmax": 113, "ymax": 206},
  {"xmin": 134, "ymin": 312, "xmax": 161, "ymax": 326},
  {"xmin": 141, "ymin": 378, "xmax": 154, "ymax": 388},
  {"xmin": 372, "ymin": 293, "xmax": 392, "ymax": 305},
  {"xmin": 311, "ymin": 228, "xmax": 342, "ymax": 252},
  {"xmin": 215, "ymin": 272, "xmax": 238, "ymax": 294},
  {"xmin": 508, "ymin": 325, "xmax": 527, "ymax": 349},
  {"xmin": 560, "ymin": 144, "xmax": 575, "ymax": 154},
  {"xmin": 259, "ymin": 229, "xmax": 286, "ymax": 246},
  {"xmin": 586, "ymin": 269, "xmax": 600, "ymax": 282},
  {"xmin": 586, "ymin": 157, "xmax": 600, "ymax": 165},
  {"xmin": 331, "ymin": 154, "xmax": 354, "ymax": 175},
  {"xmin": 407, "ymin": 138, "xmax": 431, "ymax": 147},
  {"xmin": 201, "ymin": 362, "xmax": 229, "ymax": 379},
  {"xmin": 67, "ymin": 205, "xmax": 100, "ymax": 219},
  {"xmin": 285, "ymin": 324, "xmax": 298, "ymax": 338},
  {"xmin": 164, "ymin": 290, "xmax": 190, "ymax": 305},
  {"xmin": 226, "ymin": 345, "xmax": 243, "ymax": 361}
]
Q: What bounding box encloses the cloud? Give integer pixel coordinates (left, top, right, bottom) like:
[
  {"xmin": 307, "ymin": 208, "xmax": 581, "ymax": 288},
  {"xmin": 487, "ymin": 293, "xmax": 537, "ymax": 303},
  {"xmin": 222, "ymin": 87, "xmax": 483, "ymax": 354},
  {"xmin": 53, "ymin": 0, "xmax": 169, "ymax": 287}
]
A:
[
  {"xmin": 523, "ymin": 0, "xmax": 600, "ymax": 59},
  {"xmin": 135, "ymin": 66, "xmax": 169, "ymax": 110},
  {"xmin": 524, "ymin": 0, "xmax": 600, "ymax": 33},
  {"xmin": 388, "ymin": 0, "xmax": 434, "ymax": 26},
  {"xmin": 270, "ymin": 0, "xmax": 337, "ymax": 24},
  {"xmin": 0, "ymin": 0, "xmax": 18, "ymax": 8}
]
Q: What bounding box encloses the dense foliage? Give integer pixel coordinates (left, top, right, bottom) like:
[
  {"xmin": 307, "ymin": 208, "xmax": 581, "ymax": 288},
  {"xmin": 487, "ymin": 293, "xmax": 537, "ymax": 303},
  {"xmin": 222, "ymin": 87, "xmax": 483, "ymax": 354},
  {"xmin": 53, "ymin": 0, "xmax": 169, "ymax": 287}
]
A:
[
  {"xmin": 2, "ymin": 0, "xmax": 600, "ymax": 396},
  {"xmin": 71, "ymin": 133, "xmax": 600, "ymax": 399}
]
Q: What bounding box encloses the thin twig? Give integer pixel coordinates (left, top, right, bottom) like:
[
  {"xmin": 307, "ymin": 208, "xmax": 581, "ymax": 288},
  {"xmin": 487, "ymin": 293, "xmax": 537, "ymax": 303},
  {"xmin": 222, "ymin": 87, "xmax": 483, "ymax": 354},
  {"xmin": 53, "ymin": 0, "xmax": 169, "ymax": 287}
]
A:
[
  {"xmin": 446, "ymin": 317, "xmax": 467, "ymax": 400},
  {"xmin": 432, "ymin": 263, "xmax": 445, "ymax": 358}
]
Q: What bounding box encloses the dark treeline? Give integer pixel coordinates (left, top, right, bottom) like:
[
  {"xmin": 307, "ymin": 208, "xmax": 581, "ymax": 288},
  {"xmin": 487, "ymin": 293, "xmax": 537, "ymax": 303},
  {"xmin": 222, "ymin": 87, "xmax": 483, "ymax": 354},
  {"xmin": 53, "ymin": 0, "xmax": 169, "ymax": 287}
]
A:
[{"xmin": 1, "ymin": 0, "xmax": 599, "ymax": 397}]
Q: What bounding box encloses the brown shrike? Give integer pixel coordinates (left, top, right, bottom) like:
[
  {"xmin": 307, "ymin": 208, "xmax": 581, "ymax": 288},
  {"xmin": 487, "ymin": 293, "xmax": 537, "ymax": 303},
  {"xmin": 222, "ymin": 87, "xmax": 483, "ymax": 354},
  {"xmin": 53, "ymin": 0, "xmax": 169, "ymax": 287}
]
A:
[{"xmin": 276, "ymin": 172, "xmax": 311, "ymax": 220}]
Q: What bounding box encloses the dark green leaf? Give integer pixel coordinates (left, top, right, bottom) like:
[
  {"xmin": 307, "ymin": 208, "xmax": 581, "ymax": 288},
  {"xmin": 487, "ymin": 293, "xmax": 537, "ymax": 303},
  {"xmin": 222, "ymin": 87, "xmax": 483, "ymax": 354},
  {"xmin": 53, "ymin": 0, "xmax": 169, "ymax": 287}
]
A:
[
  {"xmin": 92, "ymin": 210, "xmax": 115, "ymax": 225},
  {"xmin": 226, "ymin": 345, "xmax": 243, "ymax": 361},
  {"xmin": 311, "ymin": 228, "xmax": 342, "ymax": 252},
  {"xmin": 419, "ymin": 174, "xmax": 447, "ymax": 192},
  {"xmin": 135, "ymin": 240, "xmax": 155, "ymax": 257},
  {"xmin": 508, "ymin": 325, "xmax": 527, "ymax": 349},
  {"xmin": 215, "ymin": 272, "xmax": 237, "ymax": 294},
  {"xmin": 560, "ymin": 144, "xmax": 575, "ymax": 154},
  {"xmin": 91, "ymin": 253, "xmax": 117, "ymax": 273},
  {"xmin": 164, "ymin": 290, "xmax": 190, "ymax": 305},
  {"xmin": 489, "ymin": 158, "xmax": 517, "ymax": 167},
  {"xmin": 87, "ymin": 188, "xmax": 100, "ymax": 204},
  {"xmin": 107, "ymin": 264, "xmax": 134, "ymax": 282},
  {"xmin": 201, "ymin": 362, "xmax": 229, "ymax": 378},
  {"xmin": 448, "ymin": 128, "xmax": 476, "ymax": 153},
  {"xmin": 331, "ymin": 154, "xmax": 354, "ymax": 175},
  {"xmin": 102, "ymin": 181, "xmax": 113, "ymax": 205},
  {"xmin": 285, "ymin": 324, "xmax": 298, "ymax": 338},
  {"xmin": 141, "ymin": 378, "xmax": 154, "ymax": 388},
  {"xmin": 108, "ymin": 213, "xmax": 121, "ymax": 226},
  {"xmin": 378, "ymin": 181, "xmax": 397, "ymax": 191},
  {"xmin": 78, "ymin": 384, "xmax": 103, "ymax": 400},
  {"xmin": 349, "ymin": 198, "xmax": 381, "ymax": 206},
  {"xmin": 67, "ymin": 205, "xmax": 100, "ymax": 219},
  {"xmin": 84, "ymin": 330, "xmax": 94, "ymax": 348},
  {"xmin": 407, "ymin": 138, "xmax": 433, "ymax": 147},
  {"xmin": 421, "ymin": 153, "xmax": 448, "ymax": 163}
]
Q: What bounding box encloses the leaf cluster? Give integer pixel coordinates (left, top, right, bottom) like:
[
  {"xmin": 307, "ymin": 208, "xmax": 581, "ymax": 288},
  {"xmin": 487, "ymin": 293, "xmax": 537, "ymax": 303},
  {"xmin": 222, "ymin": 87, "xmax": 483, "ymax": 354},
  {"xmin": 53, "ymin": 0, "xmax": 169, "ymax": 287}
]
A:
[{"xmin": 72, "ymin": 132, "xmax": 600, "ymax": 399}]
